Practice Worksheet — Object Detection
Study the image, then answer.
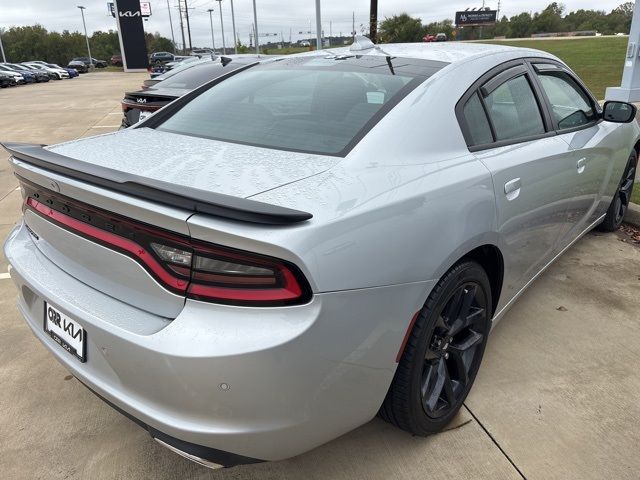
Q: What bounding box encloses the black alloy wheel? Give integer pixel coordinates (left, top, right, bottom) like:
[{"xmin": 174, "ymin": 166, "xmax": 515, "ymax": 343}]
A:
[
  {"xmin": 380, "ymin": 261, "xmax": 492, "ymax": 435},
  {"xmin": 599, "ymin": 150, "xmax": 637, "ymax": 232},
  {"xmin": 421, "ymin": 281, "xmax": 487, "ymax": 419}
]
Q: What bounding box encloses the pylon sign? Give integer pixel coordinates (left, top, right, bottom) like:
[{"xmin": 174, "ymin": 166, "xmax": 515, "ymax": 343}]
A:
[{"xmin": 114, "ymin": 0, "xmax": 149, "ymax": 71}]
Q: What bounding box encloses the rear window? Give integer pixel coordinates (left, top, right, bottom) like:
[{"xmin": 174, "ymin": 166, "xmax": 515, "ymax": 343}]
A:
[{"xmin": 156, "ymin": 55, "xmax": 446, "ymax": 155}]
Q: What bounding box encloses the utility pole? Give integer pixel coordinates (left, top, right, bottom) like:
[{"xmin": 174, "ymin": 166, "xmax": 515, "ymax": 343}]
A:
[
  {"xmin": 184, "ymin": 0, "xmax": 193, "ymax": 52},
  {"xmin": 215, "ymin": 0, "xmax": 226, "ymax": 54},
  {"xmin": 315, "ymin": 0, "xmax": 322, "ymax": 50},
  {"xmin": 230, "ymin": 0, "xmax": 238, "ymax": 54},
  {"xmin": 177, "ymin": 2, "xmax": 186, "ymax": 54},
  {"xmin": 0, "ymin": 29, "xmax": 6, "ymax": 63},
  {"xmin": 369, "ymin": 0, "xmax": 378, "ymax": 43},
  {"xmin": 207, "ymin": 9, "xmax": 216, "ymax": 51},
  {"xmin": 166, "ymin": 0, "xmax": 176, "ymax": 51},
  {"xmin": 252, "ymin": 0, "xmax": 259, "ymax": 54},
  {"xmin": 77, "ymin": 6, "xmax": 93, "ymax": 68}
]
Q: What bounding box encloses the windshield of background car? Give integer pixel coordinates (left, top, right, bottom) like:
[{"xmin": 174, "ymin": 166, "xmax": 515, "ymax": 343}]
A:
[
  {"xmin": 157, "ymin": 62, "xmax": 242, "ymax": 90},
  {"xmin": 155, "ymin": 55, "xmax": 447, "ymax": 156}
]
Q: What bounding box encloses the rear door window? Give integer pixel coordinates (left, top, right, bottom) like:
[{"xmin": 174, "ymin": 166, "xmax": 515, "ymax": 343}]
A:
[{"xmin": 484, "ymin": 74, "xmax": 545, "ymax": 141}]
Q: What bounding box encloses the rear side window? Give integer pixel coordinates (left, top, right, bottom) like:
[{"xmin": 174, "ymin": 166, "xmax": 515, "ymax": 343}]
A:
[
  {"xmin": 484, "ymin": 75, "xmax": 545, "ymax": 141},
  {"xmin": 535, "ymin": 71, "xmax": 596, "ymax": 130},
  {"xmin": 462, "ymin": 93, "xmax": 493, "ymax": 146}
]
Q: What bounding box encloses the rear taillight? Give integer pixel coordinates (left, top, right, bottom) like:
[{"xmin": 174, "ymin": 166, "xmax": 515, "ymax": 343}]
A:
[{"xmin": 24, "ymin": 189, "xmax": 311, "ymax": 307}]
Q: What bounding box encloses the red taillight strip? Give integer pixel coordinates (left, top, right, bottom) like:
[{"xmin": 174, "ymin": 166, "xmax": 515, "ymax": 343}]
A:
[
  {"xmin": 26, "ymin": 198, "xmax": 188, "ymax": 291},
  {"xmin": 25, "ymin": 197, "xmax": 310, "ymax": 306}
]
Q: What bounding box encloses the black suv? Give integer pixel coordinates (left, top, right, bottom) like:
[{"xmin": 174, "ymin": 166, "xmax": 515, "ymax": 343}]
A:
[{"xmin": 72, "ymin": 57, "xmax": 108, "ymax": 68}]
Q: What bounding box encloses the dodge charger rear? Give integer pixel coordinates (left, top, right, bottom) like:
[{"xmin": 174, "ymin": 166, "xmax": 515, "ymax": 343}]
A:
[{"xmin": 4, "ymin": 42, "xmax": 638, "ymax": 468}]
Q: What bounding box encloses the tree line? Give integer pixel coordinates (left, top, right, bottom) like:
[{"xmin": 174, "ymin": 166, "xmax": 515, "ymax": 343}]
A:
[
  {"xmin": 0, "ymin": 25, "xmax": 174, "ymax": 66},
  {"xmin": 379, "ymin": 2, "xmax": 635, "ymax": 43}
]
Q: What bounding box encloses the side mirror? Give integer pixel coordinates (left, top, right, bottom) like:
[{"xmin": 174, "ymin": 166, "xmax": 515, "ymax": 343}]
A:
[{"xmin": 602, "ymin": 101, "xmax": 637, "ymax": 123}]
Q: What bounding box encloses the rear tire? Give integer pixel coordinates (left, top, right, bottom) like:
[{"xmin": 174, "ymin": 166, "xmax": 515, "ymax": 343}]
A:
[
  {"xmin": 598, "ymin": 150, "xmax": 637, "ymax": 232},
  {"xmin": 380, "ymin": 261, "xmax": 491, "ymax": 435}
]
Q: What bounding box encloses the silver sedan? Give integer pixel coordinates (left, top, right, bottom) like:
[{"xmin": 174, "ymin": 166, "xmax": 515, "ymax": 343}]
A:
[{"xmin": 3, "ymin": 39, "xmax": 638, "ymax": 468}]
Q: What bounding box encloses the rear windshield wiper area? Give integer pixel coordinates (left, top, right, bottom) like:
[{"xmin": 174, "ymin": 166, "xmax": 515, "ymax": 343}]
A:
[{"xmin": 1, "ymin": 142, "xmax": 313, "ymax": 225}]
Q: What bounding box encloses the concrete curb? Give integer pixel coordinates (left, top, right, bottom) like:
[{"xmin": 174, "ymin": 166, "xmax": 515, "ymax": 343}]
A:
[{"xmin": 626, "ymin": 202, "xmax": 640, "ymax": 227}]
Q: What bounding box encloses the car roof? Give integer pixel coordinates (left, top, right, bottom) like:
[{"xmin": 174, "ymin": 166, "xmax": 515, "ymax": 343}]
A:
[{"xmin": 299, "ymin": 41, "xmax": 554, "ymax": 68}]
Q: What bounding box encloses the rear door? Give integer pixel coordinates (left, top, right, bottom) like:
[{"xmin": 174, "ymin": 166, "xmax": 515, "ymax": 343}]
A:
[
  {"xmin": 457, "ymin": 60, "xmax": 578, "ymax": 300},
  {"xmin": 529, "ymin": 61, "xmax": 613, "ymax": 242}
]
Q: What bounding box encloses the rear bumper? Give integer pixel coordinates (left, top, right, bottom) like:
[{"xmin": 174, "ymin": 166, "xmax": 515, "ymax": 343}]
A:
[{"xmin": 4, "ymin": 220, "xmax": 433, "ymax": 462}]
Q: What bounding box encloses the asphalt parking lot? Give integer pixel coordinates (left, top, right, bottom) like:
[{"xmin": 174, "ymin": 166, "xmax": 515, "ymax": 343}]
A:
[{"xmin": 1, "ymin": 72, "xmax": 640, "ymax": 480}]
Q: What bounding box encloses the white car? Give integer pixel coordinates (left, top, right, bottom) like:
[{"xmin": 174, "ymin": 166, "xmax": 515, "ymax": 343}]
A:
[
  {"xmin": 0, "ymin": 64, "xmax": 25, "ymax": 84},
  {"xmin": 22, "ymin": 62, "xmax": 69, "ymax": 80}
]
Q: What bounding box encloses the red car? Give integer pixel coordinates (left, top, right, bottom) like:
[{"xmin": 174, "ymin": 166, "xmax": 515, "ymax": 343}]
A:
[
  {"xmin": 423, "ymin": 34, "xmax": 436, "ymax": 42},
  {"xmin": 110, "ymin": 55, "xmax": 123, "ymax": 66}
]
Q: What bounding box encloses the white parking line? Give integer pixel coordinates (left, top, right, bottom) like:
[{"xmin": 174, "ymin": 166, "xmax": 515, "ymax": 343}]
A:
[
  {"xmin": 0, "ymin": 272, "xmax": 10, "ymax": 280},
  {"xmin": 90, "ymin": 125, "xmax": 120, "ymax": 129}
]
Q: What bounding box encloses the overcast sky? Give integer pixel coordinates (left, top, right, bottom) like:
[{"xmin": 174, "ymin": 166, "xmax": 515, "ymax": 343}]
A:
[{"xmin": 1, "ymin": 0, "xmax": 632, "ymax": 48}]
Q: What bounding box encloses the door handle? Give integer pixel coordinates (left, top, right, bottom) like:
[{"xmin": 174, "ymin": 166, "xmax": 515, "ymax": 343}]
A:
[
  {"xmin": 504, "ymin": 178, "xmax": 521, "ymax": 201},
  {"xmin": 577, "ymin": 157, "xmax": 586, "ymax": 174}
]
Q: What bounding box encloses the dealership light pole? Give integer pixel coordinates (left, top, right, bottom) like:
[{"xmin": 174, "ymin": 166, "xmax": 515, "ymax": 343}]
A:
[
  {"xmin": 230, "ymin": 0, "xmax": 238, "ymax": 54},
  {"xmin": 252, "ymin": 0, "xmax": 259, "ymax": 54},
  {"xmin": 77, "ymin": 6, "xmax": 93, "ymax": 68},
  {"xmin": 315, "ymin": 0, "xmax": 322, "ymax": 50},
  {"xmin": 0, "ymin": 29, "xmax": 6, "ymax": 63},
  {"xmin": 207, "ymin": 9, "xmax": 216, "ymax": 51},
  {"xmin": 215, "ymin": 0, "xmax": 226, "ymax": 54}
]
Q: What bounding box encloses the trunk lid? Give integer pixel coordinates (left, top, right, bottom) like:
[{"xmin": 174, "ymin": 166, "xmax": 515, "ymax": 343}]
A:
[{"xmin": 47, "ymin": 128, "xmax": 340, "ymax": 198}]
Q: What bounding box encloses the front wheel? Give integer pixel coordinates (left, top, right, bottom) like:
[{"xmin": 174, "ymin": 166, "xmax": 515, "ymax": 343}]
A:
[
  {"xmin": 598, "ymin": 150, "xmax": 637, "ymax": 232},
  {"xmin": 380, "ymin": 261, "xmax": 492, "ymax": 434}
]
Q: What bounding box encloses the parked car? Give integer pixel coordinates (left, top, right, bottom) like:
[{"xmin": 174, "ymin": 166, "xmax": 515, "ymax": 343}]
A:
[
  {"xmin": 0, "ymin": 64, "xmax": 36, "ymax": 83},
  {"xmin": 122, "ymin": 57, "xmax": 258, "ymax": 127},
  {"xmin": 149, "ymin": 56, "xmax": 200, "ymax": 78},
  {"xmin": 435, "ymin": 33, "xmax": 447, "ymax": 42},
  {"xmin": 149, "ymin": 51, "xmax": 175, "ymax": 64},
  {"xmin": 5, "ymin": 63, "xmax": 50, "ymax": 82},
  {"xmin": 3, "ymin": 40, "xmax": 638, "ymax": 468},
  {"xmin": 67, "ymin": 60, "xmax": 89, "ymax": 73},
  {"xmin": 0, "ymin": 64, "xmax": 26, "ymax": 84},
  {"xmin": 72, "ymin": 57, "xmax": 108, "ymax": 68},
  {"xmin": 423, "ymin": 34, "xmax": 436, "ymax": 42},
  {"xmin": 31, "ymin": 61, "xmax": 78, "ymax": 78},
  {"xmin": 111, "ymin": 55, "xmax": 123, "ymax": 66},
  {"xmin": 143, "ymin": 56, "xmax": 213, "ymax": 88},
  {"xmin": 22, "ymin": 62, "xmax": 69, "ymax": 80},
  {"xmin": 0, "ymin": 71, "xmax": 17, "ymax": 87}
]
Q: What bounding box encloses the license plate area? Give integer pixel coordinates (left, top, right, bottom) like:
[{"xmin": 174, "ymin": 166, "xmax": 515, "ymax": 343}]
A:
[{"xmin": 44, "ymin": 302, "xmax": 87, "ymax": 362}]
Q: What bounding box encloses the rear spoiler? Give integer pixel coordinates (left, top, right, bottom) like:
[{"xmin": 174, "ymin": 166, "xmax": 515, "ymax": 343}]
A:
[{"xmin": 2, "ymin": 142, "xmax": 312, "ymax": 225}]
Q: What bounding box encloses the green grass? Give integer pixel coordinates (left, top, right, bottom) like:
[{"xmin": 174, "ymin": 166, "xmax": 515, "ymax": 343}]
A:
[
  {"xmin": 480, "ymin": 37, "xmax": 627, "ymax": 100},
  {"xmin": 632, "ymin": 186, "xmax": 640, "ymax": 205}
]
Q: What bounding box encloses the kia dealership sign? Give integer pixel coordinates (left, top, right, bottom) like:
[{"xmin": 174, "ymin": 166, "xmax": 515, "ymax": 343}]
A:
[
  {"xmin": 455, "ymin": 10, "xmax": 498, "ymax": 26},
  {"xmin": 114, "ymin": 0, "xmax": 149, "ymax": 71}
]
